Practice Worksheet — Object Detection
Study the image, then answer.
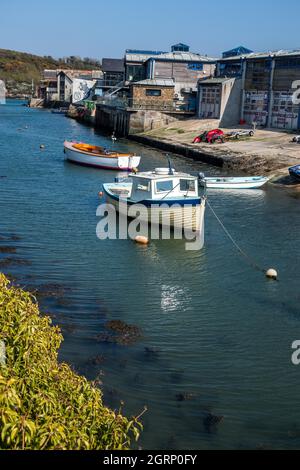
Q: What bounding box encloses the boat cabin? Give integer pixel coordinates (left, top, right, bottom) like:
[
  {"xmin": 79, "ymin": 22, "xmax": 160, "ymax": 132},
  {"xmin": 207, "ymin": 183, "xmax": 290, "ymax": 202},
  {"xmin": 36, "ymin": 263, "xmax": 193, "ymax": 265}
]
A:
[{"xmin": 130, "ymin": 168, "xmax": 199, "ymax": 202}]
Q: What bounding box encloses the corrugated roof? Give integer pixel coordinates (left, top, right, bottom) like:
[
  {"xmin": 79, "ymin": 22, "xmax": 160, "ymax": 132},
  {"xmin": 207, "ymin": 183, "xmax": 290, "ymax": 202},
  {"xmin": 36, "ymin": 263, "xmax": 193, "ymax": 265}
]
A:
[
  {"xmin": 221, "ymin": 49, "xmax": 300, "ymax": 61},
  {"xmin": 149, "ymin": 51, "xmax": 218, "ymax": 62},
  {"xmin": 125, "ymin": 52, "xmax": 164, "ymax": 63},
  {"xmin": 133, "ymin": 78, "xmax": 175, "ymax": 87},
  {"xmin": 199, "ymin": 77, "xmax": 234, "ymax": 85},
  {"xmin": 102, "ymin": 58, "xmax": 124, "ymax": 72}
]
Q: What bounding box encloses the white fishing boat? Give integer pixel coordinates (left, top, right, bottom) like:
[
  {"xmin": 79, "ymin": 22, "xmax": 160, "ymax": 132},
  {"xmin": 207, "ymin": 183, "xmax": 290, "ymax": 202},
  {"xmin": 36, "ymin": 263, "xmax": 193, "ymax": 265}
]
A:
[
  {"xmin": 64, "ymin": 141, "xmax": 141, "ymax": 171},
  {"xmin": 102, "ymin": 167, "xmax": 206, "ymax": 239},
  {"xmin": 199, "ymin": 173, "xmax": 269, "ymax": 189}
]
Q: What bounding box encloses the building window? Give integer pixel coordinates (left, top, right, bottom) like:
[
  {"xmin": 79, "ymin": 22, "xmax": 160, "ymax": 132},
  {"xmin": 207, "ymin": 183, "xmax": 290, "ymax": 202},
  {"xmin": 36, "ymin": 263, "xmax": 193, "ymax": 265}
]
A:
[
  {"xmin": 188, "ymin": 63, "xmax": 204, "ymax": 71},
  {"xmin": 146, "ymin": 89, "xmax": 161, "ymax": 97}
]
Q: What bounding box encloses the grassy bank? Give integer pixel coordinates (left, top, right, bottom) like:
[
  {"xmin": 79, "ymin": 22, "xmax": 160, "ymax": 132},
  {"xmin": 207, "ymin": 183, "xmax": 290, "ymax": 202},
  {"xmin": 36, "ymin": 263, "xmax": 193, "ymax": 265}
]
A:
[{"xmin": 0, "ymin": 274, "xmax": 142, "ymax": 450}]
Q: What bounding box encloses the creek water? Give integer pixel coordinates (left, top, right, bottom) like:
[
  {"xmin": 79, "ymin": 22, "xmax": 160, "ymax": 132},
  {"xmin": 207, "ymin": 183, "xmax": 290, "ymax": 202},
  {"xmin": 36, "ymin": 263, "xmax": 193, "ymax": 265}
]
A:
[{"xmin": 0, "ymin": 100, "xmax": 300, "ymax": 449}]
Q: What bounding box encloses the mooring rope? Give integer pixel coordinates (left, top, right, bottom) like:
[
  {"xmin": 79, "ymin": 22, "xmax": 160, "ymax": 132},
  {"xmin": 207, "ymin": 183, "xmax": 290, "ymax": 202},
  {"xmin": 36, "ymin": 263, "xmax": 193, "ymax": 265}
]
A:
[{"xmin": 207, "ymin": 199, "xmax": 267, "ymax": 274}]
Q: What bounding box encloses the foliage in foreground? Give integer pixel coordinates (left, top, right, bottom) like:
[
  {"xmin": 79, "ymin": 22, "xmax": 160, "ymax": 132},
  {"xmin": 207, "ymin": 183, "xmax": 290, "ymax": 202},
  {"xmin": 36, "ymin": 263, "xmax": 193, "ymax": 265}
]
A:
[{"xmin": 0, "ymin": 274, "xmax": 142, "ymax": 450}]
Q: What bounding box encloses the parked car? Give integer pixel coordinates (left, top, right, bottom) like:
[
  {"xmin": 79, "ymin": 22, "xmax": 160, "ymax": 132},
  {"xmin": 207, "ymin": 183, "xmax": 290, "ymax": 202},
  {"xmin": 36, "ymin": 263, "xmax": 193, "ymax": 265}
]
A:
[
  {"xmin": 225, "ymin": 130, "xmax": 255, "ymax": 140},
  {"xmin": 193, "ymin": 129, "xmax": 224, "ymax": 144}
]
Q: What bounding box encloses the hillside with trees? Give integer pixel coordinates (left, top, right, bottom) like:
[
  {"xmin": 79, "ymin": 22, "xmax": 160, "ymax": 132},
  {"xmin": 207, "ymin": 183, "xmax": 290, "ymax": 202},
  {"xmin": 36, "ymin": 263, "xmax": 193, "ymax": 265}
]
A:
[{"xmin": 0, "ymin": 49, "xmax": 101, "ymax": 97}]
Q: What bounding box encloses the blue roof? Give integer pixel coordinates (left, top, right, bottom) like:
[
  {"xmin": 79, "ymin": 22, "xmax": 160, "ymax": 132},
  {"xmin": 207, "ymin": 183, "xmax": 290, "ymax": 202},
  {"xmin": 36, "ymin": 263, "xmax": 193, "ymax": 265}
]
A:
[
  {"xmin": 125, "ymin": 49, "xmax": 166, "ymax": 56},
  {"xmin": 222, "ymin": 46, "xmax": 253, "ymax": 58}
]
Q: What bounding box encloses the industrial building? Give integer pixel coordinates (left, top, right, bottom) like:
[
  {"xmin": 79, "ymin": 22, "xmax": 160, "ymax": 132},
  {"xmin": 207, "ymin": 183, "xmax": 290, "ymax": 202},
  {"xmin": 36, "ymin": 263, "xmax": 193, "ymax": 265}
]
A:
[{"xmin": 197, "ymin": 49, "xmax": 300, "ymax": 130}]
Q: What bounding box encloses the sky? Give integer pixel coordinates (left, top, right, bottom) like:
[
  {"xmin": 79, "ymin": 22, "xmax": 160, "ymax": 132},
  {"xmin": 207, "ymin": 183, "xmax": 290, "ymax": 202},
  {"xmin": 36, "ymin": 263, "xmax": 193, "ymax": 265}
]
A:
[{"xmin": 0, "ymin": 0, "xmax": 300, "ymax": 59}]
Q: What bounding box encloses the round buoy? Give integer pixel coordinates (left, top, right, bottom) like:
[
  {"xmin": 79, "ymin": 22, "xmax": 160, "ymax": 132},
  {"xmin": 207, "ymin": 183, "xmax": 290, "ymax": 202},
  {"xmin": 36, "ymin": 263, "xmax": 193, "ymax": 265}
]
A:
[
  {"xmin": 266, "ymin": 268, "xmax": 278, "ymax": 280},
  {"xmin": 40, "ymin": 144, "xmax": 45, "ymax": 149},
  {"xmin": 135, "ymin": 236, "xmax": 149, "ymax": 245},
  {"xmin": 98, "ymin": 191, "xmax": 104, "ymax": 198}
]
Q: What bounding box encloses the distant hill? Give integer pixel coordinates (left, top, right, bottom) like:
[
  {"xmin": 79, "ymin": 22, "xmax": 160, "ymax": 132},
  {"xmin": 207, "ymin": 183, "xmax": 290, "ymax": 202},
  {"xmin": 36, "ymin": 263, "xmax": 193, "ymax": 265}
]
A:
[{"xmin": 0, "ymin": 48, "xmax": 101, "ymax": 96}]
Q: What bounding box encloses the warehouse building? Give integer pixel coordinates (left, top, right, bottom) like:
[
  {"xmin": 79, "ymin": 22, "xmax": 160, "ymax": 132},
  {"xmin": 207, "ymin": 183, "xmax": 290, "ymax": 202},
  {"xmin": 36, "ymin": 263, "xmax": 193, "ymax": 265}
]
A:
[{"xmin": 197, "ymin": 49, "xmax": 300, "ymax": 130}]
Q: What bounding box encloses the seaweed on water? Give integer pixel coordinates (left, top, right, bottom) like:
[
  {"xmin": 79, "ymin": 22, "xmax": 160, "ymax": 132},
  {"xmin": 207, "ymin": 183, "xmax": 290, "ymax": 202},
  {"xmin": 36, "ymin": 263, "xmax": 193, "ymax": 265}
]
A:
[
  {"xmin": 0, "ymin": 257, "xmax": 31, "ymax": 267},
  {"xmin": 87, "ymin": 354, "xmax": 106, "ymax": 366},
  {"xmin": 27, "ymin": 283, "xmax": 72, "ymax": 300},
  {"xmin": 0, "ymin": 247, "xmax": 17, "ymax": 254},
  {"xmin": 203, "ymin": 412, "xmax": 224, "ymax": 433},
  {"xmin": 96, "ymin": 320, "xmax": 142, "ymax": 346},
  {"xmin": 10, "ymin": 235, "xmax": 21, "ymax": 241},
  {"xmin": 175, "ymin": 392, "xmax": 197, "ymax": 402}
]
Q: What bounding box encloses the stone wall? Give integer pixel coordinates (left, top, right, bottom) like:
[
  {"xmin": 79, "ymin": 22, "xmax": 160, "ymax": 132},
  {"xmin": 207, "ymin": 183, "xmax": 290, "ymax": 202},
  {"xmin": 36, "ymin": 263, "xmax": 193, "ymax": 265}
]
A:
[
  {"xmin": 95, "ymin": 104, "xmax": 181, "ymax": 135},
  {"xmin": 131, "ymin": 85, "xmax": 174, "ymax": 108}
]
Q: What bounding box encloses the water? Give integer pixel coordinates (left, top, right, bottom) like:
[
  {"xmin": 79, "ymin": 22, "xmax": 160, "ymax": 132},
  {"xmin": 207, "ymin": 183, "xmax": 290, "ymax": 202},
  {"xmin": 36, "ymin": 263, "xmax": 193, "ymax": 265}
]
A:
[{"xmin": 0, "ymin": 100, "xmax": 300, "ymax": 450}]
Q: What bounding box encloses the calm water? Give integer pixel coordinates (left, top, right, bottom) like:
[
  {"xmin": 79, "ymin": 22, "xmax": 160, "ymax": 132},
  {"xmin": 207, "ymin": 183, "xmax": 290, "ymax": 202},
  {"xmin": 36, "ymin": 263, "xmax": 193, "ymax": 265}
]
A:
[{"xmin": 1, "ymin": 100, "xmax": 300, "ymax": 450}]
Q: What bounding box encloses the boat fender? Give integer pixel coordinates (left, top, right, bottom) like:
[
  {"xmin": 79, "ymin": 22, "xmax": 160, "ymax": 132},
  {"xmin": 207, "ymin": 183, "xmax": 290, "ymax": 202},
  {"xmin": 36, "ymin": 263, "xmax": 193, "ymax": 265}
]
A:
[
  {"xmin": 134, "ymin": 236, "xmax": 149, "ymax": 245},
  {"xmin": 266, "ymin": 268, "xmax": 278, "ymax": 281}
]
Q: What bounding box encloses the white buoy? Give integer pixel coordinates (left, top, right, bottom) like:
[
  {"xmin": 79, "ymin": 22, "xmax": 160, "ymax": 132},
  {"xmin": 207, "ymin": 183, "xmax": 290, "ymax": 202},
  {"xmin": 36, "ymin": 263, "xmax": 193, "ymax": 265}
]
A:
[
  {"xmin": 40, "ymin": 144, "xmax": 45, "ymax": 149},
  {"xmin": 266, "ymin": 268, "xmax": 278, "ymax": 280},
  {"xmin": 134, "ymin": 236, "xmax": 149, "ymax": 245}
]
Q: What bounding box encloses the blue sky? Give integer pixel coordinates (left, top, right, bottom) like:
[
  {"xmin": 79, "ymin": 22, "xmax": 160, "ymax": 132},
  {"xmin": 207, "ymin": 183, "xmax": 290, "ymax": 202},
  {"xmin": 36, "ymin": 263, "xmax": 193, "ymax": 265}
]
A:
[{"xmin": 0, "ymin": 0, "xmax": 299, "ymax": 59}]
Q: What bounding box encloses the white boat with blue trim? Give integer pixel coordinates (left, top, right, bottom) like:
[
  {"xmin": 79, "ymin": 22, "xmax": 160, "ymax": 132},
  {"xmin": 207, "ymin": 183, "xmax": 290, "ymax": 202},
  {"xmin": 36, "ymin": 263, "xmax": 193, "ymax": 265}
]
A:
[
  {"xmin": 102, "ymin": 167, "xmax": 206, "ymax": 238},
  {"xmin": 199, "ymin": 173, "xmax": 269, "ymax": 189}
]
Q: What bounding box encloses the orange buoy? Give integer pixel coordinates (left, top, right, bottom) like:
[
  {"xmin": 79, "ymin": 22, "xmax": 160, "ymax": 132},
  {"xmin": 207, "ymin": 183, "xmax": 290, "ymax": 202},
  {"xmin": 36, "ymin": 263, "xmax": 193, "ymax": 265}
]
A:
[
  {"xmin": 134, "ymin": 236, "xmax": 149, "ymax": 245},
  {"xmin": 98, "ymin": 191, "xmax": 104, "ymax": 198}
]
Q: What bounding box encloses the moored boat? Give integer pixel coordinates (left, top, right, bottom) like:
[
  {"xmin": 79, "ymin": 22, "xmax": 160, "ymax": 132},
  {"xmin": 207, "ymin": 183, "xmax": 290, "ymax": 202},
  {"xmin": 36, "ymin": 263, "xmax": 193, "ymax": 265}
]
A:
[
  {"xmin": 102, "ymin": 167, "xmax": 206, "ymax": 241},
  {"xmin": 199, "ymin": 174, "xmax": 269, "ymax": 189},
  {"xmin": 64, "ymin": 141, "xmax": 141, "ymax": 171},
  {"xmin": 289, "ymin": 165, "xmax": 300, "ymax": 182}
]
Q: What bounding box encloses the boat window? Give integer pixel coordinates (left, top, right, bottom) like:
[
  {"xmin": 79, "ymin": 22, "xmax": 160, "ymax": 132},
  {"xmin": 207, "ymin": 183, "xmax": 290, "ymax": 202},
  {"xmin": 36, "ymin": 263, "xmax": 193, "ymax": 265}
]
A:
[
  {"xmin": 136, "ymin": 181, "xmax": 150, "ymax": 191},
  {"xmin": 156, "ymin": 180, "xmax": 173, "ymax": 193},
  {"xmin": 180, "ymin": 179, "xmax": 196, "ymax": 192}
]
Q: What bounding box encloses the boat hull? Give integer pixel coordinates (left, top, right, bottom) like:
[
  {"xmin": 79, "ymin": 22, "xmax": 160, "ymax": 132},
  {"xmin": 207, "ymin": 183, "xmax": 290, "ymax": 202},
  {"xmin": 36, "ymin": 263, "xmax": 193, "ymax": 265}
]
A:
[
  {"xmin": 64, "ymin": 142, "xmax": 141, "ymax": 171},
  {"xmin": 200, "ymin": 177, "xmax": 268, "ymax": 189},
  {"xmin": 289, "ymin": 166, "xmax": 300, "ymax": 182},
  {"xmin": 103, "ymin": 185, "xmax": 206, "ymax": 236}
]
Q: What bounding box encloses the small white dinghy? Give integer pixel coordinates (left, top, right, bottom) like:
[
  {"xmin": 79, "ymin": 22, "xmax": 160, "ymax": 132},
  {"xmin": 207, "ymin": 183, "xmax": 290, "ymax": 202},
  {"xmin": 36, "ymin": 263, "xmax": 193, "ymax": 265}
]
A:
[
  {"xmin": 64, "ymin": 141, "xmax": 141, "ymax": 171},
  {"xmin": 199, "ymin": 173, "xmax": 269, "ymax": 189}
]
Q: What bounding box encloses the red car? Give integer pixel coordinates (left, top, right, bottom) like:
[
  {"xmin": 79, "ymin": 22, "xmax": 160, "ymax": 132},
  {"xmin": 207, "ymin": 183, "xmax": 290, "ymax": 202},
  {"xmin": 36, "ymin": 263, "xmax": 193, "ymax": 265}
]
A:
[{"xmin": 193, "ymin": 129, "xmax": 224, "ymax": 144}]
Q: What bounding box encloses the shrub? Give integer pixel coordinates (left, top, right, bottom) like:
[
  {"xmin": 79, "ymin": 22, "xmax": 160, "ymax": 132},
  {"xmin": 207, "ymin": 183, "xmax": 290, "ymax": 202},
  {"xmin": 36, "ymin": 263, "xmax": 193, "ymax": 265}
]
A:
[{"xmin": 0, "ymin": 274, "xmax": 142, "ymax": 450}]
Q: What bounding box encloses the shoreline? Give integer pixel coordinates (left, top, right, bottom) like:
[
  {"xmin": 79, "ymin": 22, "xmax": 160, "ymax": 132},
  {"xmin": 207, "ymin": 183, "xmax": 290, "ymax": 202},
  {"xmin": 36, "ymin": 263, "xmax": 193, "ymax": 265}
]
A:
[{"xmin": 126, "ymin": 119, "xmax": 300, "ymax": 185}]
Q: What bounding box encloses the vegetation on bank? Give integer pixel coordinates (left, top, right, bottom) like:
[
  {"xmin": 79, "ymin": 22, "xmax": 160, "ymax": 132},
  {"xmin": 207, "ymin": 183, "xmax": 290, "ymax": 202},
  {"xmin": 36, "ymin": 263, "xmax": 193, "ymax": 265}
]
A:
[
  {"xmin": 0, "ymin": 48, "xmax": 101, "ymax": 95},
  {"xmin": 0, "ymin": 274, "xmax": 142, "ymax": 450}
]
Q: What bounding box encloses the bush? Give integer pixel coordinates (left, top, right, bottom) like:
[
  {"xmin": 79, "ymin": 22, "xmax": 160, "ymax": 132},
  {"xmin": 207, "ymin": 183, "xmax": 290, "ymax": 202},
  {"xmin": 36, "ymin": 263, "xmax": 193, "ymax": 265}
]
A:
[{"xmin": 0, "ymin": 274, "xmax": 142, "ymax": 450}]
